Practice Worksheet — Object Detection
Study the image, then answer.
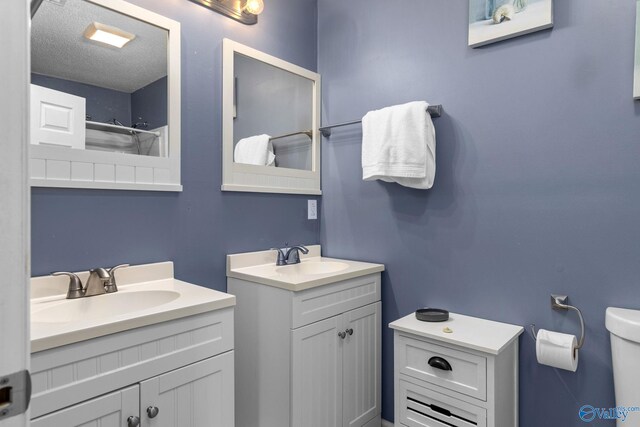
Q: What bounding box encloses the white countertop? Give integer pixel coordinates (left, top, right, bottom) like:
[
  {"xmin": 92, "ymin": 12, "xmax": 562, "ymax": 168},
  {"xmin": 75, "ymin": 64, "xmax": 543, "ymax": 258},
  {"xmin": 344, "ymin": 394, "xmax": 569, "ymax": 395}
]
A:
[
  {"xmin": 226, "ymin": 245, "xmax": 385, "ymax": 292},
  {"xmin": 389, "ymin": 311, "xmax": 523, "ymax": 355},
  {"xmin": 31, "ymin": 262, "xmax": 235, "ymax": 353}
]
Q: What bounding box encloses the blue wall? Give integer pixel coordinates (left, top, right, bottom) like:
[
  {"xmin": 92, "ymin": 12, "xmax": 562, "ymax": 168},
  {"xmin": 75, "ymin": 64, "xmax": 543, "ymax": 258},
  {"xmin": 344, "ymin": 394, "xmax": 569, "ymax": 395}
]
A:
[
  {"xmin": 31, "ymin": 0, "xmax": 320, "ymax": 291},
  {"xmin": 318, "ymin": 0, "xmax": 640, "ymax": 425},
  {"xmin": 131, "ymin": 76, "xmax": 168, "ymax": 129}
]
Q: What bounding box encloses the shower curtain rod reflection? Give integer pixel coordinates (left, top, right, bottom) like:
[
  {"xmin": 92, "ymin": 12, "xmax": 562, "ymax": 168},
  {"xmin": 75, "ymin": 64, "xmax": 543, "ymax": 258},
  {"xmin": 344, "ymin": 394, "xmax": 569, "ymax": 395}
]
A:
[
  {"xmin": 269, "ymin": 130, "xmax": 313, "ymax": 142},
  {"xmin": 319, "ymin": 104, "xmax": 443, "ymax": 137}
]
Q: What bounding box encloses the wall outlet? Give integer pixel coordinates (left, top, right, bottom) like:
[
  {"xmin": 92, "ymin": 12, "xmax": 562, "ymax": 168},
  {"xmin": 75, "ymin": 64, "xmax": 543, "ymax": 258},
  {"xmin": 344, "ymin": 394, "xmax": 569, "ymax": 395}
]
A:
[{"xmin": 307, "ymin": 199, "xmax": 317, "ymax": 220}]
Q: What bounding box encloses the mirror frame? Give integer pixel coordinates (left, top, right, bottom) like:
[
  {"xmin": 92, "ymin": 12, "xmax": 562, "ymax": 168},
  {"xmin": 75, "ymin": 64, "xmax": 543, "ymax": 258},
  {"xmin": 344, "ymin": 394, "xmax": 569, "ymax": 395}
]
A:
[
  {"xmin": 30, "ymin": 0, "xmax": 182, "ymax": 192},
  {"xmin": 222, "ymin": 39, "xmax": 321, "ymax": 195}
]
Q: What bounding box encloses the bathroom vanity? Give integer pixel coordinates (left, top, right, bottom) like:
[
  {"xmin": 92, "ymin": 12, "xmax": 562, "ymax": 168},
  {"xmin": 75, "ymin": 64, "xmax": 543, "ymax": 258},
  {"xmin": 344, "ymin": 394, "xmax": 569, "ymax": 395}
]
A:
[
  {"xmin": 390, "ymin": 313, "xmax": 523, "ymax": 427},
  {"xmin": 227, "ymin": 245, "xmax": 384, "ymax": 427},
  {"xmin": 29, "ymin": 262, "xmax": 235, "ymax": 427}
]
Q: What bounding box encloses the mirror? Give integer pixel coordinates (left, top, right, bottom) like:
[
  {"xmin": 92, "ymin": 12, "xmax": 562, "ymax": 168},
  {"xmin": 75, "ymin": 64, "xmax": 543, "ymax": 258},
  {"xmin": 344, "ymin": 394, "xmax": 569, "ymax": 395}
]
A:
[
  {"xmin": 222, "ymin": 39, "xmax": 321, "ymax": 195},
  {"xmin": 30, "ymin": 0, "xmax": 182, "ymax": 191}
]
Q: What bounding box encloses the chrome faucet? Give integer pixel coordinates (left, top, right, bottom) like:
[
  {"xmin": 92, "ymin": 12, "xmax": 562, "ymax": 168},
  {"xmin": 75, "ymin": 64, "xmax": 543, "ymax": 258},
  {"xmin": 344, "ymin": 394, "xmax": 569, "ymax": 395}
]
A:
[
  {"xmin": 52, "ymin": 267, "xmax": 113, "ymax": 299},
  {"xmin": 270, "ymin": 245, "xmax": 309, "ymax": 266}
]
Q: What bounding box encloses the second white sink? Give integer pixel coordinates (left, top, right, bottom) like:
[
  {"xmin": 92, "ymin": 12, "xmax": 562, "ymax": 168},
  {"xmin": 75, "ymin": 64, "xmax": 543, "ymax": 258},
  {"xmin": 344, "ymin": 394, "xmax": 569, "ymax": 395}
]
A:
[
  {"xmin": 32, "ymin": 290, "xmax": 180, "ymax": 324},
  {"xmin": 276, "ymin": 261, "xmax": 349, "ymax": 276}
]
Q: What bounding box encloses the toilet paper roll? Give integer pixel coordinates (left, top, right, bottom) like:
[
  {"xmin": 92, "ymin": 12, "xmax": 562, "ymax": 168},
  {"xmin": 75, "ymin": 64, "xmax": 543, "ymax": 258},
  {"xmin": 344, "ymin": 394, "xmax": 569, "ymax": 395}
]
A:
[{"xmin": 536, "ymin": 329, "xmax": 579, "ymax": 372}]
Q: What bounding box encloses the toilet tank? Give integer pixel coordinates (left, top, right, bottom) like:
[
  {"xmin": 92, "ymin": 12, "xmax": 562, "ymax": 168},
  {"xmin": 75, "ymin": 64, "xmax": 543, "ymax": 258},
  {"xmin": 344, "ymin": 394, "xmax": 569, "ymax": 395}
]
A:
[{"xmin": 606, "ymin": 307, "xmax": 640, "ymax": 426}]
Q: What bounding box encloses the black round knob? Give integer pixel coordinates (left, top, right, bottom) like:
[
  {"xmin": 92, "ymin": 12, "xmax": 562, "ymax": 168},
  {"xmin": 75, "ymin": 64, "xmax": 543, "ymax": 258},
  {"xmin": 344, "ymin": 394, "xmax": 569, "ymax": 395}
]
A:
[
  {"xmin": 127, "ymin": 416, "xmax": 140, "ymax": 427},
  {"xmin": 147, "ymin": 406, "xmax": 159, "ymax": 418}
]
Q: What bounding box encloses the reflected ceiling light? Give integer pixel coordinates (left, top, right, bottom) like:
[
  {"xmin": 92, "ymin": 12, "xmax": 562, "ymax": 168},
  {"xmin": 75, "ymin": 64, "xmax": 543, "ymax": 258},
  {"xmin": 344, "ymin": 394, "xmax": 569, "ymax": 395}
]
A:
[
  {"xmin": 187, "ymin": 0, "xmax": 260, "ymax": 25},
  {"xmin": 243, "ymin": 0, "xmax": 264, "ymax": 15},
  {"xmin": 84, "ymin": 22, "xmax": 135, "ymax": 48}
]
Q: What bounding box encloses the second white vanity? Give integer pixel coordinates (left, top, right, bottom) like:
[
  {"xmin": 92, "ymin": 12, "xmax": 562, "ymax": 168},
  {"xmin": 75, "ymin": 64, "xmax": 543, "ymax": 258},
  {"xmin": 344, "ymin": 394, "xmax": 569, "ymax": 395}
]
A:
[
  {"xmin": 30, "ymin": 262, "xmax": 235, "ymax": 427},
  {"xmin": 227, "ymin": 245, "xmax": 384, "ymax": 427}
]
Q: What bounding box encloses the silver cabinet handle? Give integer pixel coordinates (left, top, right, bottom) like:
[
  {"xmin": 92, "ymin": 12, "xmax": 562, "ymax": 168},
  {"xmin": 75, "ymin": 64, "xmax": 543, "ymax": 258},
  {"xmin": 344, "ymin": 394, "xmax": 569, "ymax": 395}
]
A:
[
  {"xmin": 338, "ymin": 331, "xmax": 346, "ymax": 339},
  {"xmin": 147, "ymin": 406, "xmax": 159, "ymax": 418},
  {"xmin": 346, "ymin": 328, "xmax": 353, "ymax": 336},
  {"xmin": 127, "ymin": 416, "xmax": 140, "ymax": 427}
]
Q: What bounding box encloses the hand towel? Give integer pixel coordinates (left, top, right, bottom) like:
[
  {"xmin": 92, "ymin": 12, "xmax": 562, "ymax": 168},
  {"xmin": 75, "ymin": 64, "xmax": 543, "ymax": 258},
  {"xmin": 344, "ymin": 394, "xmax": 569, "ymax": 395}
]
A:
[
  {"xmin": 361, "ymin": 101, "xmax": 436, "ymax": 189},
  {"xmin": 234, "ymin": 134, "xmax": 276, "ymax": 166}
]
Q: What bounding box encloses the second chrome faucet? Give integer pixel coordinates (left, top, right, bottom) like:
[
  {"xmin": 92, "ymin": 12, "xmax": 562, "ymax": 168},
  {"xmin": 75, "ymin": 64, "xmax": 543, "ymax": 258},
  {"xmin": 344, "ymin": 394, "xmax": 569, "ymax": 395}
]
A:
[{"xmin": 271, "ymin": 245, "xmax": 309, "ymax": 266}]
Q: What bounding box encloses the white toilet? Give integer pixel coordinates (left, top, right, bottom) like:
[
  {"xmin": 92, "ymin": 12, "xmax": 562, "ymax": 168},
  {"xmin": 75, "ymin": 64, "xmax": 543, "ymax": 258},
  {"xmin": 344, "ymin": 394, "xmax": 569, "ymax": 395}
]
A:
[{"xmin": 606, "ymin": 307, "xmax": 640, "ymax": 426}]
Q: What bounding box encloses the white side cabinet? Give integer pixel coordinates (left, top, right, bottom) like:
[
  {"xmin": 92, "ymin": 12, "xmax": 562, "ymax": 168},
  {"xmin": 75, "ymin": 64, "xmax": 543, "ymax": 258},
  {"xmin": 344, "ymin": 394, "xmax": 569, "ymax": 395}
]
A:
[
  {"xmin": 229, "ymin": 273, "xmax": 382, "ymax": 427},
  {"xmin": 30, "ymin": 308, "xmax": 235, "ymax": 427},
  {"xmin": 390, "ymin": 313, "xmax": 523, "ymax": 427}
]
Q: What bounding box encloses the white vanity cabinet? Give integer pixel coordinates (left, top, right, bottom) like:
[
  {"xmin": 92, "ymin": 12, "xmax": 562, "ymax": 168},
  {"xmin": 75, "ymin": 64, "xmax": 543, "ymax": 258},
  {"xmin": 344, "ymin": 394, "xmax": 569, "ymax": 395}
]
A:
[
  {"xmin": 229, "ymin": 271, "xmax": 382, "ymax": 427},
  {"xmin": 30, "ymin": 308, "xmax": 235, "ymax": 427},
  {"xmin": 389, "ymin": 313, "xmax": 523, "ymax": 427},
  {"xmin": 32, "ymin": 352, "xmax": 233, "ymax": 427}
]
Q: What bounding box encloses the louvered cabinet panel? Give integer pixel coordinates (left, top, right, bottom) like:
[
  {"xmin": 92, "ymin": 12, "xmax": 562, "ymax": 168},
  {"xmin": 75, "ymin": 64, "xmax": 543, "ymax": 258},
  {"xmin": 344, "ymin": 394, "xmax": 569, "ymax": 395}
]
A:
[
  {"xmin": 139, "ymin": 352, "xmax": 234, "ymax": 427},
  {"xmin": 292, "ymin": 314, "xmax": 343, "ymax": 427}
]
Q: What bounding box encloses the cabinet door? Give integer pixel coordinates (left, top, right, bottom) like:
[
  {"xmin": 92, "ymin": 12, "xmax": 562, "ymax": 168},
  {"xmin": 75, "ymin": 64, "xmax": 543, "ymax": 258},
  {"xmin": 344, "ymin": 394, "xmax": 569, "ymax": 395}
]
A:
[
  {"xmin": 31, "ymin": 385, "xmax": 139, "ymax": 427},
  {"xmin": 292, "ymin": 314, "xmax": 344, "ymax": 427},
  {"xmin": 342, "ymin": 302, "xmax": 381, "ymax": 427},
  {"xmin": 139, "ymin": 352, "xmax": 234, "ymax": 427}
]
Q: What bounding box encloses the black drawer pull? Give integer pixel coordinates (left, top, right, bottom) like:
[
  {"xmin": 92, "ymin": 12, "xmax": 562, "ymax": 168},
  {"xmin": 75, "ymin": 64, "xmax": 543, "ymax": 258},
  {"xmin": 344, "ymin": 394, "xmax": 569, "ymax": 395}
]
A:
[
  {"xmin": 429, "ymin": 404, "xmax": 452, "ymax": 417},
  {"xmin": 428, "ymin": 356, "xmax": 452, "ymax": 371}
]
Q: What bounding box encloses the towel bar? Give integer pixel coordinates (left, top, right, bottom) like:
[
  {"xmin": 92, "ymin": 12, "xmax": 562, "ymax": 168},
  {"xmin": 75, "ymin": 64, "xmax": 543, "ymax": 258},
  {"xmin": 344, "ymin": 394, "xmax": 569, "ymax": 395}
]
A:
[
  {"xmin": 269, "ymin": 130, "xmax": 312, "ymax": 142},
  {"xmin": 319, "ymin": 104, "xmax": 443, "ymax": 138}
]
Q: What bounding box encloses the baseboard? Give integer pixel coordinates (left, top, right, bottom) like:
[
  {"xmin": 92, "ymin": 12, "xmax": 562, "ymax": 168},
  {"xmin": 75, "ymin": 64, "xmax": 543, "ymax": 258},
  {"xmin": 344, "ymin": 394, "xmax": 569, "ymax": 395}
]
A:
[{"xmin": 382, "ymin": 419, "xmax": 394, "ymax": 427}]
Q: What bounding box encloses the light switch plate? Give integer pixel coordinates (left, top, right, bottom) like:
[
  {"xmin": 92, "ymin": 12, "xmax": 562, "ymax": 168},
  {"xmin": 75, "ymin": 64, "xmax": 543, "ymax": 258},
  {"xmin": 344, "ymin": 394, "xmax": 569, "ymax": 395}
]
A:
[{"xmin": 307, "ymin": 200, "xmax": 317, "ymax": 220}]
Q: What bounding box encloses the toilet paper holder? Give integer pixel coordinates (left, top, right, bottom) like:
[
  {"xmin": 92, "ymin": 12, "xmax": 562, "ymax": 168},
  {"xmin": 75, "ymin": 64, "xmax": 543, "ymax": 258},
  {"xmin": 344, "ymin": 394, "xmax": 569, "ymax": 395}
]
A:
[{"xmin": 530, "ymin": 294, "xmax": 585, "ymax": 357}]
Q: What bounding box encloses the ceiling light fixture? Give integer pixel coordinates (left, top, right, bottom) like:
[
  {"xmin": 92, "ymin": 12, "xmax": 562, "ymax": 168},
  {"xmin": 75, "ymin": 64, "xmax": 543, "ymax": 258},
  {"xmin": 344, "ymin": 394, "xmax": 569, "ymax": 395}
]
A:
[{"xmin": 84, "ymin": 22, "xmax": 135, "ymax": 48}]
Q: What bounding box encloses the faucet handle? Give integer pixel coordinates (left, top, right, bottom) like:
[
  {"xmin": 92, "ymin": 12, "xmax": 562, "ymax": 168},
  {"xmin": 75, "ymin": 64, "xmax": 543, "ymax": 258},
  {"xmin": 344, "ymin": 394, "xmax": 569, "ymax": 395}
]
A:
[
  {"xmin": 108, "ymin": 264, "xmax": 130, "ymax": 274},
  {"xmin": 270, "ymin": 248, "xmax": 287, "ymax": 266},
  {"xmin": 52, "ymin": 271, "xmax": 84, "ymax": 299},
  {"xmin": 105, "ymin": 264, "xmax": 129, "ymax": 293}
]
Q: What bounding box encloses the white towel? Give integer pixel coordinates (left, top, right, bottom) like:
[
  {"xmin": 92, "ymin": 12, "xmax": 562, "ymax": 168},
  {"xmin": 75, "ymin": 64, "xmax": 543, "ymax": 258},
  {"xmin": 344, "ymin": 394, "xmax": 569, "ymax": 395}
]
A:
[
  {"xmin": 234, "ymin": 134, "xmax": 276, "ymax": 166},
  {"xmin": 361, "ymin": 101, "xmax": 436, "ymax": 189}
]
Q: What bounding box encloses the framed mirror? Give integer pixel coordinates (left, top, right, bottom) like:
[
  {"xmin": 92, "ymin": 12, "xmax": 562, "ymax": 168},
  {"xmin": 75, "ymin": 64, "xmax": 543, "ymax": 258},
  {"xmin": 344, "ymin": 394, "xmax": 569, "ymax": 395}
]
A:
[
  {"xmin": 222, "ymin": 39, "xmax": 321, "ymax": 195},
  {"xmin": 30, "ymin": 0, "xmax": 181, "ymax": 191}
]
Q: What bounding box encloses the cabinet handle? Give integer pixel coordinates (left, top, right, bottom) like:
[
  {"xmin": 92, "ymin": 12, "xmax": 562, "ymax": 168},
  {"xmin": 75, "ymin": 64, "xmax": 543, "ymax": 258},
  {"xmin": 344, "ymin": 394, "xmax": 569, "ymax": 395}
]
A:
[
  {"xmin": 338, "ymin": 331, "xmax": 346, "ymax": 339},
  {"xmin": 147, "ymin": 406, "xmax": 160, "ymax": 418},
  {"xmin": 428, "ymin": 356, "xmax": 452, "ymax": 371},
  {"xmin": 429, "ymin": 404, "xmax": 452, "ymax": 417},
  {"xmin": 127, "ymin": 416, "xmax": 140, "ymax": 427},
  {"xmin": 346, "ymin": 328, "xmax": 353, "ymax": 336}
]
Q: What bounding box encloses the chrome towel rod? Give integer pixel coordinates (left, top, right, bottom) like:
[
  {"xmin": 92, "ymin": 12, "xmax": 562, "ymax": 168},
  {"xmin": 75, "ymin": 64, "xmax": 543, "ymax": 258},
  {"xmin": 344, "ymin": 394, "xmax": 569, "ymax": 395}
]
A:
[
  {"xmin": 270, "ymin": 130, "xmax": 313, "ymax": 142},
  {"xmin": 319, "ymin": 104, "xmax": 443, "ymax": 138}
]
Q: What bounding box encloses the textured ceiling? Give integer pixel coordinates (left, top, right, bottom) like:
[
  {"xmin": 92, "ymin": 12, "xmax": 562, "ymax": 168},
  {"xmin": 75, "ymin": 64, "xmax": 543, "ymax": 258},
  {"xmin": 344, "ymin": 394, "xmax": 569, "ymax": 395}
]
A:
[{"xmin": 32, "ymin": 0, "xmax": 168, "ymax": 93}]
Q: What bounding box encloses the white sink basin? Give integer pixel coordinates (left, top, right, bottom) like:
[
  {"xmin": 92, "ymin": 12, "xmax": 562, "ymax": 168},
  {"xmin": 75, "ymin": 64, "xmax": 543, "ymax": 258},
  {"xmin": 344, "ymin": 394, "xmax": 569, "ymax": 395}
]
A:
[
  {"xmin": 32, "ymin": 290, "xmax": 180, "ymax": 324},
  {"xmin": 276, "ymin": 261, "xmax": 349, "ymax": 276}
]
